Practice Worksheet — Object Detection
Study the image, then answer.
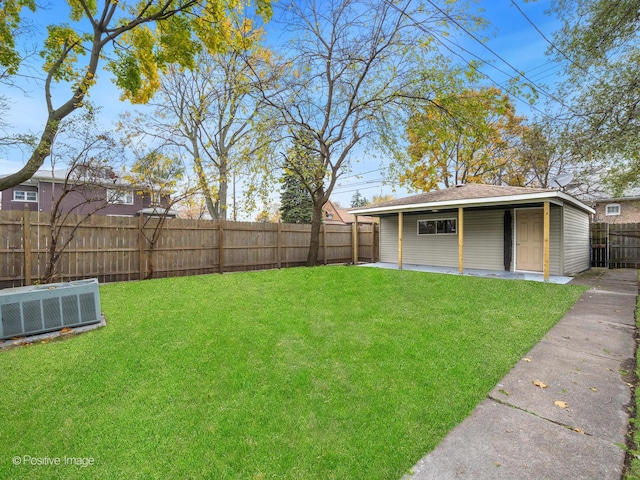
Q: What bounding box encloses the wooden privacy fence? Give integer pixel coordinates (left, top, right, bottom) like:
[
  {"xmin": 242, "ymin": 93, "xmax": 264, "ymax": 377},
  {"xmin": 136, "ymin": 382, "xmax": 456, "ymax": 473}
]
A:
[
  {"xmin": 0, "ymin": 210, "xmax": 379, "ymax": 288},
  {"xmin": 590, "ymin": 222, "xmax": 640, "ymax": 268}
]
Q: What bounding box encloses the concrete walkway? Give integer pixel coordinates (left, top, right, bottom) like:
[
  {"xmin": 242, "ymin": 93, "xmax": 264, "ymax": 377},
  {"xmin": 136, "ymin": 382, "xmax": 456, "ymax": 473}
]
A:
[{"xmin": 403, "ymin": 268, "xmax": 638, "ymax": 480}]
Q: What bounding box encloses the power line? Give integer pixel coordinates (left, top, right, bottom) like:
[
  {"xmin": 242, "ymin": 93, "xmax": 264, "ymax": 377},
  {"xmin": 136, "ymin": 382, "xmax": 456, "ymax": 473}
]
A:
[
  {"xmin": 382, "ymin": 0, "xmax": 554, "ymax": 117},
  {"xmin": 509, "ymin": 0, "xmax": 597, "ymax": 82},
  {"xmin": 337, "ymin": 168, "xmax": 381, "ymax": 180},
  {"xmin": 423, "ymin": 0, "xmax": 574, "ymax": 112},
  {"xmin": 425, "ymin": 28, "xmax": 551, "ymax": 117},
  {"xmin": 334, "ymin": 178, "xmax": 384, "ymax": 193}
]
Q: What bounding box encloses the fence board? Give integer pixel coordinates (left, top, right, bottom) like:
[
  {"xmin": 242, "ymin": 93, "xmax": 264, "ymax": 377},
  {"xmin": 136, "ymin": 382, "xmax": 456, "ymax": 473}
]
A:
[
  {"xmin": 590, "ymin": 222, "xmax": 640, "ymax": 269},
  {"xmin": 0, "ymin": 211, "xmax": 379, "ymax": 288}
]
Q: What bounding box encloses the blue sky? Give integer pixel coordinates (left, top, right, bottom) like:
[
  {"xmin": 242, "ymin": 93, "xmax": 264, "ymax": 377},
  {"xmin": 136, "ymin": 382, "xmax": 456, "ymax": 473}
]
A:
[
  {"xmin": 0, "ymin": 0, "xmax": 566, "ymax": 212},
  {"xmin": 330, "ymin": 0, "xmax": 565, "ymax": 205}
]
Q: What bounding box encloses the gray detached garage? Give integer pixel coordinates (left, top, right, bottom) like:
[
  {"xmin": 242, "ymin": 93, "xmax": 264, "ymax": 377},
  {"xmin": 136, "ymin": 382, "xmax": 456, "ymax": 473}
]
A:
[{"xmin": 349, "ymin": 184, "xmax": 595, "ymax": 281}]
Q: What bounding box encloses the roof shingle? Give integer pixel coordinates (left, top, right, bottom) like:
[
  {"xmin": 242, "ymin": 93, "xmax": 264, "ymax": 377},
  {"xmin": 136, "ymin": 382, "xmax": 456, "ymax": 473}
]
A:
[{"xmin": 365, "ymin": 184, "xmax": 555, "ymax": 209}]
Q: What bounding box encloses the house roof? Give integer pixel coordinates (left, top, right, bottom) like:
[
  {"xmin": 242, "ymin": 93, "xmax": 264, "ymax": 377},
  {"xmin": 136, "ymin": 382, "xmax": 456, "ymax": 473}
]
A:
[
  {"xmin": 15, "ymin": 168, "xmax": 133, "ymax": 187},
  {"xmin": 349, "ymin": 183, "xmax": 595, "ymax": 216},
  {"xmin": 323, "ymin": 200, "xmax": 378, "ymax": 224},
  {"xmin": 138, "ymin": 207, "xmax": 179, "ymax": 217},
  {"xmin": 9, "ymin": 168, "xmax": 169, "ymax": 192}
]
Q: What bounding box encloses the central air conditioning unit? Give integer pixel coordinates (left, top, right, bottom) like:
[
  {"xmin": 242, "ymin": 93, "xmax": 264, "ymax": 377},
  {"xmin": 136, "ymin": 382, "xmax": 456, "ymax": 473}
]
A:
[{"xmin": 0, "ymin": 279, "xmax": 102, "ymax": 340}]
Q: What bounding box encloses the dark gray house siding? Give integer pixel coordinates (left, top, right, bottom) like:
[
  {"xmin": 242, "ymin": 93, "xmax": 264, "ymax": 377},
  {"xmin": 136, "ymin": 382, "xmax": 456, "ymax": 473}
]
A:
[{"xmin": 1, "ymin": 181, "xmax": 168, "ymax": 216}]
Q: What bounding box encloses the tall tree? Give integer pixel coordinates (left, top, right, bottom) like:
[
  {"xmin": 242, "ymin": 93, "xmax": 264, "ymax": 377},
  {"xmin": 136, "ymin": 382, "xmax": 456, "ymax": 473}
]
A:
[
  {"xmin": 350, "ymin": 191, "xmax": 369, "ymax": 208},
  {"xmin": 0, "ymin": 0, "xmax": 271, "ymax": 192},
  {"xmin": 279, "ymin": 132, "xmax": 316, "ymax": 224},
  {"xmin": 119, "ymin": 18, "xmax": 276, "ymax": 220},
  {"xmin": 254, "ymin": 0, "xmax": 480, "ymax": 265},
  {"xmin": 514, "ymin": 123, "xmax": 577, "ymax": 188},
  {"xmin": 548, "ymin": 0, "xmax": 640, "ymax": 193},
  {"xmin": 398, "ymin": 87, "xmax": 527, "ymax": 191}
]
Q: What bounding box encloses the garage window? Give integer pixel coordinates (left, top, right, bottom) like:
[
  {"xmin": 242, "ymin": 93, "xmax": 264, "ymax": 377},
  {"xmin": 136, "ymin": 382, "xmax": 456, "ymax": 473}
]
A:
[{"xmin": 417, "ymin": 218, "xmax": 457, "ymax": 235}]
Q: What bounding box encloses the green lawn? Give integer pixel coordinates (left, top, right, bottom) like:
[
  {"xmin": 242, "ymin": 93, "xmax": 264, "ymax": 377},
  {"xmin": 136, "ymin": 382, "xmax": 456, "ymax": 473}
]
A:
[{"xmin": 0, "ymin": 266, "xmax": 586, "ymax": 479}]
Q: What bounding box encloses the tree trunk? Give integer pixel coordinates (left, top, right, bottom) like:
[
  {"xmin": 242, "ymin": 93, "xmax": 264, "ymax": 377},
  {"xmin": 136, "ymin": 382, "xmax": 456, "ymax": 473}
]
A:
[
  {"xmin": 306, "ymin": 201, "xmax": 324, "ymax": 266},
  {"xmin": 219, "ymin": 167, "xmax": 228, "ymax": 221},
  {"xmin": 191, "ymin": 141, "xmax": 217, "ymax": 220},
  {"xmin": 42, "ymin": 234, "xmax": 60, "ymax": 284}
]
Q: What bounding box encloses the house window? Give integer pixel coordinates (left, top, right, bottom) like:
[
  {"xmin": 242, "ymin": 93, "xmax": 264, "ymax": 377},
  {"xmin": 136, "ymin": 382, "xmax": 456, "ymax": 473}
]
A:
[
  {"xmin": 13, "ymin": 190, "xmax": 37, "ymax": 202},
  {"xmin": 605, "ymin": 203, "xmax": 621, "ymax": 216},
  {"xmin": 107, "ymin": 188, "xmax": 134, "ymax": 205},
  {"xmin": 417, "ymin": 218, "xmax": 457, "ymax": 235}
]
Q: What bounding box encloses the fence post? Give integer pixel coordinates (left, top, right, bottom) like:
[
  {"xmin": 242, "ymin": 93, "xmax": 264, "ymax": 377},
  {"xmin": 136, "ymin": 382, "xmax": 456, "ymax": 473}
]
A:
[
  {"xmin": 23, "ymin": 205, "xmax": 31, "ymax": 286},
  {"xmin": 323, "ymin": 224, "xmax": 327, "ymax": 265},
  {"xmin": 352, "ymin": 218, "xmax": 358, "ymax": 265},
  {"xmin": 138, "ymin": 215, "xmax": 145, "ymax": 280},
  {"xmin": 277, "ymin": 221, "xmax": 282, "ymax": 269},
  {"xmin": 219, "ymin": 219, "xmax": 225, "ymax": 274},
  {"xmin": 606, "ymin": 222, "xmax": 610, "ymax": 268}
]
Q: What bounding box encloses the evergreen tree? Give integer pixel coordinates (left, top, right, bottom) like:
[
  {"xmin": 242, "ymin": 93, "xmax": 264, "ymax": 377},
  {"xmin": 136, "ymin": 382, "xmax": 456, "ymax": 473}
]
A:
[
  {"xmin": 279, "ymin": 131, "xmax": 320, "ymax": 224},
  {"xmin": 350, "ymin": 191, "xmax": 369, "ymax": 208},
  {"xmin": 280, "ymin": 169, "xmax": 313, "ymax": 223}
]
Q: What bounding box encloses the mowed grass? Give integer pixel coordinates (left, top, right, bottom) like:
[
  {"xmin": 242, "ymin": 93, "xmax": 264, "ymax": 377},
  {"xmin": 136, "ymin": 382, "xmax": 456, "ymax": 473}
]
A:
[{"xmin": 0, "ymin": 266, "xmax": 586, "ymax": 479}]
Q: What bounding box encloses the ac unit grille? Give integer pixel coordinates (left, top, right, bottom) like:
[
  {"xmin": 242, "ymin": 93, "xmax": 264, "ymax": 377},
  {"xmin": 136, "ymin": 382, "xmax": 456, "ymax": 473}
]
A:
[
  {"xmin": 1, "ymin": 303, "xmax": 22, "ymax": 338},
  {"xmin": 0, "ymin": 279, "xmax": 101, "ymax": 339}
]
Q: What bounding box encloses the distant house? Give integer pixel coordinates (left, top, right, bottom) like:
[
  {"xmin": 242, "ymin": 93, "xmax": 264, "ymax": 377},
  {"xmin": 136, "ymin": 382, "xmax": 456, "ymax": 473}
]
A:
[
  {"xmin": 323, "ymin": 200, "xmax": 378, "ymax": 225},
  {"xmin": 592, "ymin": 195, "xmax": 640, "ymax": 224},
  {"xmin": 0, "ymin": 168, "xmax": 177, "ymax": 217}
]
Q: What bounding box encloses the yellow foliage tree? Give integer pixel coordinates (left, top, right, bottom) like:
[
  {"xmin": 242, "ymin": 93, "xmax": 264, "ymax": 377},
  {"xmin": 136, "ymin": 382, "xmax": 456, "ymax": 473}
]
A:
[
  {"xmin": 0, "ymin": 0, "xmax": 271, "ymax": 191},
  {"xmin": 401, "ymin": 87, "xmax": 528, "ymax": 191}
]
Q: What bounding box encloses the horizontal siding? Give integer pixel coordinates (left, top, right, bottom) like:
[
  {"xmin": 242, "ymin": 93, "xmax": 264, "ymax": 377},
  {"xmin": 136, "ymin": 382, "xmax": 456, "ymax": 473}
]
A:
[
  {"xmin": 379, "ymin": 205, "xmax": 567, "ymax": 275},
  {"xmin": 402, "ymin": 213, "xmax": 458, "ymax": 267},
  {"xmin": 563, "ymin": 205, "xmax": 590, "ymax": 275},
  {"xmin": 463, "ymin": 209, "xmax": 505, "ymax": 270},
  {"xmin": 379, "ymin": 217, "xmax": 398, "ymax": 263},
  {"xmin": 550, "ymin": 206, "xmax": 562, "ymax": 276},
  {"xmin": 381, "ymin": 210, "xmax": 507, "ymax": 270}
]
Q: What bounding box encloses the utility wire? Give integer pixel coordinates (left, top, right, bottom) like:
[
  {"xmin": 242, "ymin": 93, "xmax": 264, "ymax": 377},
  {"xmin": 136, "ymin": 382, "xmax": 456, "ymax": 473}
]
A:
[
  {"xmin": 509, "ymin": 0, "xmax": 598, "ymax": 82},
  {"xmin": 426, "ymin": 28, "xmax": 551, "ymax": 117},
  {"xmin": 420, "ymin": 0, "xmax": 576, "ymax": 113},
  {"xmin": 382, "ymin": 0, "xmax": 555, "ymax": 117}
]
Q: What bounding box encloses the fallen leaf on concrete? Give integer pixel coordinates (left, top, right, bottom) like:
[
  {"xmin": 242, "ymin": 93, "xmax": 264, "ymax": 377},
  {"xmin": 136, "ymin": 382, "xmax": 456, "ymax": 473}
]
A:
[
  {"xmin": 499, "ymin": 389, "xmax": 510, "ymax": 396},
  {"xmin": 533, "ymin": 380, "xmax": 548, "ymax": 389},
  {"xmin": 590, "ymin": 387, "xmax": 598, "ymax": 392},
  {"xmin": 554, "ymin": 400, "xmax": 568, "ymax": 409},
  {"xmin": 60, "ymin": 327, "xmax": 72, "ymax": 334},
  {"xmin": 495, "ymin": 462, "xmax": 501, "ymax": 468},
  {"xmin": 574, "ymin": 427, "xmax": 585, "ymax": 434},
  {"xmin": 523, "ymin": 357, "xmax": 532, "ymax": 362}
]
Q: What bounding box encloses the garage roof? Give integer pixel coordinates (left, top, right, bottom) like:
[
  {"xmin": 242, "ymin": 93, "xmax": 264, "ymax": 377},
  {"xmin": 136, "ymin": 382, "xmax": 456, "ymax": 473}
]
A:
[{"xmin": 349, "ymin": 183, "xmax": 595, "ymax": 216}]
